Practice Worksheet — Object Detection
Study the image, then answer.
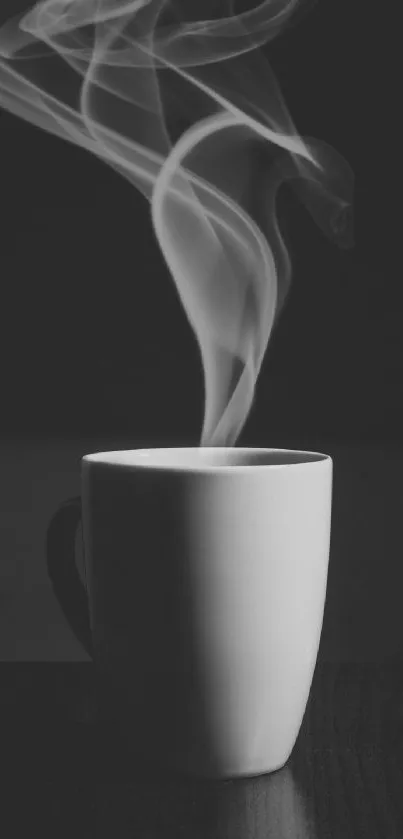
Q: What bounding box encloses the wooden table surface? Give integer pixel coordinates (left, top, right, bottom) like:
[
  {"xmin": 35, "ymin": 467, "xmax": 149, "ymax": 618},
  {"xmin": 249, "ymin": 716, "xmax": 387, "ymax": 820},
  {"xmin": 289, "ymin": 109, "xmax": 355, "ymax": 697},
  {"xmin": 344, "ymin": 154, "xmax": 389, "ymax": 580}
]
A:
[{"xmin": 2, "ymin": 658, "xmax": 403, "ymax": 838}]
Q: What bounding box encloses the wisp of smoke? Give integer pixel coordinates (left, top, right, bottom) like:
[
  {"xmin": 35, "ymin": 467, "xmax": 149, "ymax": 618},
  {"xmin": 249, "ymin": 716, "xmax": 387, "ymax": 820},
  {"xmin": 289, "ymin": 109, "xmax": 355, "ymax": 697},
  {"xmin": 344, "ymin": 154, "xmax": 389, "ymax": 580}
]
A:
[{"xmin": 0, "ymin": 0, "xmax": 354, "ymax": 445}]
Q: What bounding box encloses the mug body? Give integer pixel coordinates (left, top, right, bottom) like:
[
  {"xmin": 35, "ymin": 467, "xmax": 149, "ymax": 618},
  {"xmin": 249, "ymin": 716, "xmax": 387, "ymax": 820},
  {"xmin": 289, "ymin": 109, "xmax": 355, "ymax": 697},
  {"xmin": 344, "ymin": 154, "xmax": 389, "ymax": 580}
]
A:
[{"xmin": 81, "ymin": 447, "xmax": 332, "ymax": 778}]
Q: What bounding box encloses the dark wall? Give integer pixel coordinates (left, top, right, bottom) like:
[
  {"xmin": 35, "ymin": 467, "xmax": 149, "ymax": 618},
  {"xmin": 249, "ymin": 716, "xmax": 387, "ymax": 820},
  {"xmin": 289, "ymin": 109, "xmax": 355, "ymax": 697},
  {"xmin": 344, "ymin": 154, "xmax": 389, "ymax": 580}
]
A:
[
  {"xmin": 1, "ymin": 2, "xmax": 402, "ymax": 667},
  {"xmin": 0, "ymin": 0, "xmax": 396, "ymax": 447}
]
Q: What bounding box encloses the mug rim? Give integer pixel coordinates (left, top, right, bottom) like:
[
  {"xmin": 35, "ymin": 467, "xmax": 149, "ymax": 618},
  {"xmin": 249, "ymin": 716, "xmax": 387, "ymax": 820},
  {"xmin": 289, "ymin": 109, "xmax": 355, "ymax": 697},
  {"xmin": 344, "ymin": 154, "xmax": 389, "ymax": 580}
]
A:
[{"xmin": 82, "ymin": 447, "xmax": 332, "ymax": 473}]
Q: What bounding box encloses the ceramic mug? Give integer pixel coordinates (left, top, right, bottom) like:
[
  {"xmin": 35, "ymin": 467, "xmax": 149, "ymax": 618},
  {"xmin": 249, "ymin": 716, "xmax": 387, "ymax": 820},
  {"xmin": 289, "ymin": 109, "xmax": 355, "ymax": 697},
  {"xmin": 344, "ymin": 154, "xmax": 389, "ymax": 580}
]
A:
[{"xmin": 46, "ymin": 447, "xmax": 333, "ymax": 778}]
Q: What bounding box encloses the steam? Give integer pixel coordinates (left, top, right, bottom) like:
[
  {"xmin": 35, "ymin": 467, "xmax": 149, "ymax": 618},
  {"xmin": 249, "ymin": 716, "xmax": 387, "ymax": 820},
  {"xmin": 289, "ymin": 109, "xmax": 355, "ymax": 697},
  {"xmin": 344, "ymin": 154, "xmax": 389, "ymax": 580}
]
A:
[{"xmin": 0, "ymin": 0, "xmax": 353, "ymax": 446}]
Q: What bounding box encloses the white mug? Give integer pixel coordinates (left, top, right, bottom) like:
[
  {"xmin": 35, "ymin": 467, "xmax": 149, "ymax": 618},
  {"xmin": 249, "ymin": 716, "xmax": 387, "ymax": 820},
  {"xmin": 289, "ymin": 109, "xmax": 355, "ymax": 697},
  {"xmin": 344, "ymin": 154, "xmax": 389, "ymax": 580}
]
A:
[{"xmin": 47, "ymin": 447, "xmax": 332, "ymax": 778}]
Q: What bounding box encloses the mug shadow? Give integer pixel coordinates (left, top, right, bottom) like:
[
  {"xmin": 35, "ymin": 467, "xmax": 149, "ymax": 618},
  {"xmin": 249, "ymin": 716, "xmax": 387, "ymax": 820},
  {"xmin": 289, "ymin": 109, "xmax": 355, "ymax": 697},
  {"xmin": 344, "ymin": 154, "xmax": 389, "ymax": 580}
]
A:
[
  {"xmin": 83, "ymin": 468, "xmax": 229, "ymax": 778},
  {"xmin": 87, "ymin": 762, "xmax": 318, "ymax": 839}
]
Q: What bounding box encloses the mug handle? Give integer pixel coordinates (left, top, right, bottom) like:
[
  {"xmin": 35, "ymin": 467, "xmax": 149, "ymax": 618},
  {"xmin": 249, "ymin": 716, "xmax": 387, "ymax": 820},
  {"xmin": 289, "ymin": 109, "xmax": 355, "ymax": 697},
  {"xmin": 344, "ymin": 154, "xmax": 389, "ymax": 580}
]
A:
[{"xmin": 46, "ymin": 496, "xmax": 93, "ymax": 658}]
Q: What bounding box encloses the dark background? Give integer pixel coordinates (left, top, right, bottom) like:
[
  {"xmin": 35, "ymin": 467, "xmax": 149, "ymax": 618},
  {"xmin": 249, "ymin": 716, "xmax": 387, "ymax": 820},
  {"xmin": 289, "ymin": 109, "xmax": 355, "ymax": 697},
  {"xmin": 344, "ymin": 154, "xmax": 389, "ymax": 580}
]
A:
[
  {"xmin": 0, "ymin": 0, "xmax": 393, "ymax": 446},
  {"xmin": 1, "ymin": 0, "xmax": 402, "ymax": 663}
]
